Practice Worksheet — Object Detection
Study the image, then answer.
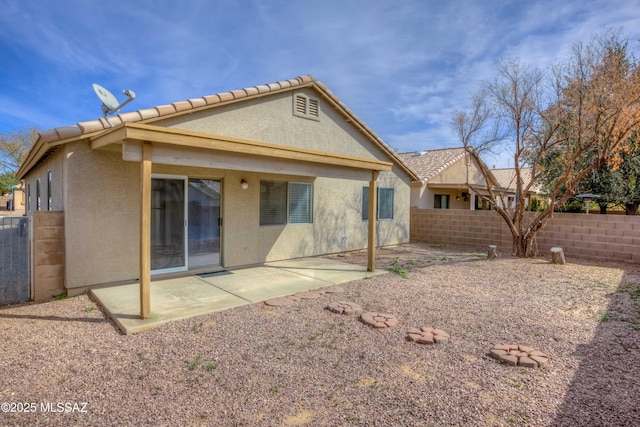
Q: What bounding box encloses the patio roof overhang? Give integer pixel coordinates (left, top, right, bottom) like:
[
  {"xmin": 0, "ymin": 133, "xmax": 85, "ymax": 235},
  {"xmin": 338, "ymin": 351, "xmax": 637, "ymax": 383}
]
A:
[
  {"xmin": 89, "ymin": 122, "xmax": 389, "ymax": 319},
  {"xmin": 90, "ymin": 122, "xmax": 392, "ymax": 177}
]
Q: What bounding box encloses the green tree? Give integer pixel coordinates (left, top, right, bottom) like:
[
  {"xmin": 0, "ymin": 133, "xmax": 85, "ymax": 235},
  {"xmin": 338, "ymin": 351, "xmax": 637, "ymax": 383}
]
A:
[
  {"xmin": 0, "ymin": 127, "xmax": 39, "ymax": 193},
  {"xmin": 451, "ymin": 29, "xmax": 640, "ymax": 257},
  {"xmin": 0, "ymin": 127, "xmax": 38, "ymax": 172},
  {"xmin": 614, "ymin": 133, "xmax": 640, "ymax": 214},
  {"xmin": 0, "ymin": 171, "xmax": 19, "ymax": 195}
]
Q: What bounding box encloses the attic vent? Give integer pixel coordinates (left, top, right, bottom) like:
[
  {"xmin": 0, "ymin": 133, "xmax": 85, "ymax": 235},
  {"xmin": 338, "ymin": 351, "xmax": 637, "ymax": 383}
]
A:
[{"xmin": 293, "ymin": 93, "xmax": 320, "ymax": 121}]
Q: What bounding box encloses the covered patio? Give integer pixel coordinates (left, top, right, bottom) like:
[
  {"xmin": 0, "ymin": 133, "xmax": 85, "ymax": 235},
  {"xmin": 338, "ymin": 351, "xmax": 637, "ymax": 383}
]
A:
[{"xmin": 91, "ymin": 257, "xmax": 386, "ymax": 334}]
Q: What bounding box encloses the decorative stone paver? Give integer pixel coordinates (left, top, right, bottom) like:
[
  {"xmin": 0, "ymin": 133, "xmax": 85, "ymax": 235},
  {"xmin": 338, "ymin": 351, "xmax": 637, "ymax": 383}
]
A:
[
  {"xmin": 293, "ymin": 291, "xmax": 322, "ymax": 300},
  {"xmin": 320, "ymin": 286, "xmax": 345, "ymax": 294},
  {"xmin": 326, "ymin": 301, "xmax": 363, "ymax": 315},
  {"xmin": 360, "ymin": 312, "xmax": 398, "ymax": 328},
  {"xmin": 406, "ymin": 327, "xmax": 450, "ymax": 345},
  {"xmin": 489, "ymin": 344, "xmax": 549, "ymax": 368},
  {"xmin": 264, "ymin": 297, "xmax": 295, "ymax": 307}
]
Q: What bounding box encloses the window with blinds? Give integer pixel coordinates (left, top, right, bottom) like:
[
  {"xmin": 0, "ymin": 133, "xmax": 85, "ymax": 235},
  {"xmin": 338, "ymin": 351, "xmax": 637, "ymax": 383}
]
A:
[
  {"xmin": 362, "ymin": 187, "xmax": 394, "ymax": 221},
  {"xmin": 288, "ymin": 183, "xmax": 313, "ymax": 223},
  {"xmin": 260, "ymin": 181, "xmax": 313, "ymax": 225}
]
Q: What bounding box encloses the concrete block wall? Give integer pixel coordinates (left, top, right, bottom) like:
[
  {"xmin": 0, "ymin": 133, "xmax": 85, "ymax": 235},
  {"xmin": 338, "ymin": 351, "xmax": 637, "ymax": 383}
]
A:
[
  {"xmin": 410, "ymin": 208, "xmax": 640, "ymax": 263},
  {"xmin": 32, "ymin": 211, "xmax": 65, "ymax": 300}
]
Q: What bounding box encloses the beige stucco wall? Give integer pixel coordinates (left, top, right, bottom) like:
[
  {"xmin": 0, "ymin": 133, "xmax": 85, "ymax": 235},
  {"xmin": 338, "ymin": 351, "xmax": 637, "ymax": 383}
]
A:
[
  {"xmin": 26, "ymin": 86, "xmax": 412, "ymax": 292},
  {"xmin": 411, "ymin": 156, "xmax": 488, "ymax": 209},
  {"xmin": 24, "ymin": 147, "xmax": 64, "ymax": 214},
  {"xmin": 159, "ymin": 89, "xmax": 390, "ymax": 163},
  {"xmin": 63, "ymin": 141, "xmax": 140, "ymax": 292}
]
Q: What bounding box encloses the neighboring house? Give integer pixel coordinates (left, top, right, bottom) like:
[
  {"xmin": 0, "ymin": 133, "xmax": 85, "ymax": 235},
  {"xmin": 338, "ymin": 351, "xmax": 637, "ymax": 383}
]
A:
[
  {"xmin": 490, "ymin": 167, "xmax": 542, "ymax": 209},
  {"xmin": 399, "ymin": 147, "xmax": 496, "ymax": 210},
  {"xmin": 17, "ymin": 76, "xmax": 418, "ymax": 301}
]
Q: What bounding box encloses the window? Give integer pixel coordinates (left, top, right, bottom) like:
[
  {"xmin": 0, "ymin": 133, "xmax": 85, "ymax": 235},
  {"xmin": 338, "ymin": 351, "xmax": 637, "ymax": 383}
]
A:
[
  {"xmin": 362, "ymin": 187, "xmax": 394, "ymax": 221},
  {"xmin": 260, "ymin": 181, "xmax": 313, "ymax": 225},
  {"xmin": 47, "ymin": 170, "xmax": 52, "ymax": 210},
  {"xmin": 36, "ymin": 179, "xmax": 41, "ymax": 211},
  {"xmin": 293, "ymin": 93, "xmax": 320, "ymax": 120},
  {"xmin": 288, "ymin": 182, "xmax": 313, "ymax": 224},
  {"xmin": 434, "ymin": 194, "xmax": 449, "ymax": 209}
]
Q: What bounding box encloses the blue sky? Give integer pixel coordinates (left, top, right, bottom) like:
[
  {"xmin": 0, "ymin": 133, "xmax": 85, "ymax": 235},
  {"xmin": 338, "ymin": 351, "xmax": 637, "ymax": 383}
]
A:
[{"xmin": 1, "ymin": 0, "xmax": 639, "ymax": 167}]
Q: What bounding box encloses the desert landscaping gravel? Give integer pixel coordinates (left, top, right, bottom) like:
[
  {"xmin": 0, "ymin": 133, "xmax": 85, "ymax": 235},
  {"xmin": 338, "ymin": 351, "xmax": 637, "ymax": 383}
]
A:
[{"xmin": 1, "ymin": 243, "xmax": 639, "ymax": 426}]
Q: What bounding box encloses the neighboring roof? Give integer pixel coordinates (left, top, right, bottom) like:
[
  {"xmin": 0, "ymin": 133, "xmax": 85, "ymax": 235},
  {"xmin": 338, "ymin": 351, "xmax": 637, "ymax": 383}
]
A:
[
  {"xmin": 398, "ymin": 147, "xmax": 467, "ymax": 182},
  {"xmin": 491, "ymin": 168, "xmax": 538, "ymax": 193},
  {"xmin": 18, "ymin": 76, "xmax": 418, "ymax": 181}
]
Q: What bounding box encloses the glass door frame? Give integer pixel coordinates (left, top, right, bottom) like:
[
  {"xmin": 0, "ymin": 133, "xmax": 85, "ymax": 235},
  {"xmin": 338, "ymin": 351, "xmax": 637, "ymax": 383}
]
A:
[{"xmin": 151, "ymin": 174, "xmax": 188, "ymax": 275}]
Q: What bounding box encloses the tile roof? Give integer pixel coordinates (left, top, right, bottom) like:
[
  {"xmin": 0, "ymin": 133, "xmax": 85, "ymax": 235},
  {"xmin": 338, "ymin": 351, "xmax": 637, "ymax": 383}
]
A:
[
  {"xmin": 398, "ymin": 147, "xmax": 467, "ymax": 182},
  {"xmin": 20, "ymin": 75, "xmax": 419, "ymax": 182},
  {"xmin": 491, "ymin": 167, "xmax": 536, "ymax": 192},
  {"xmin": 38, "ymin": 76, "xmax": 316, "ymax": 144}
]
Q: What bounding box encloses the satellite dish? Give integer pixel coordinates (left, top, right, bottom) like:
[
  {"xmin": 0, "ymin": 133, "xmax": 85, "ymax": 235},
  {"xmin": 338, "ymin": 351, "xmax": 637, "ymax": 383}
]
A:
[{"xmin": 92, "ymin": 83, "xmax": 136, "ymax": 127}]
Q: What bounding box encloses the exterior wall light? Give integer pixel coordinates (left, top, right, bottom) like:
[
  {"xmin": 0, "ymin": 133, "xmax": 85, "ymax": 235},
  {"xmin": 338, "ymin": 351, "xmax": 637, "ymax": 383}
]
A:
[{"xmin": 241, "ymin": 179, "xmax": 249, "ymax": 190}]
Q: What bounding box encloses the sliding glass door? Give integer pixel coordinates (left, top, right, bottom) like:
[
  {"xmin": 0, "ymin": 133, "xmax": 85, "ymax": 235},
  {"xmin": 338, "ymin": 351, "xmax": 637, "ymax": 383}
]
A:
[
  {"xmin": 188, "ymin": 179, "xmax": 221, "ymax": 267},
  {"xmin": 151, "ymin": 177, "xmax": 187, "ymax": 273},
  {"xmin": 151, "ymin": 176, "xmax": 221, "ymax": 274}
]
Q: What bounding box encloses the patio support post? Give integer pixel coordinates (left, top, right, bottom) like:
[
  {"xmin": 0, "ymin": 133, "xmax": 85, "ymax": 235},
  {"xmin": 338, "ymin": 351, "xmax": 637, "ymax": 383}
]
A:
[
  {"xmin": 140, "ymin": 142, "xmax": 152, "ymax": 319},
  {"xmin": 367, "ymin": 170, "xmax": 379, "ymax": 272}
]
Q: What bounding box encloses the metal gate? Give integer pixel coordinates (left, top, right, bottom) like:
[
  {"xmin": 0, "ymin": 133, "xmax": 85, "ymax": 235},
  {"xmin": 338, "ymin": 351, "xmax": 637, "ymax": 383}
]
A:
[{"xmin": 0, "ymin": 216, "xmax": 30, "ymax": 305}]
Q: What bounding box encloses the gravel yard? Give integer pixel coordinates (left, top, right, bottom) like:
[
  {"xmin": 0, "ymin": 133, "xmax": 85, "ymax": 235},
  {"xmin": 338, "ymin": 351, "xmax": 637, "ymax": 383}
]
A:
[{"xmin": 1, "ymin": 243, "xmax": 639, "ymax": 426}]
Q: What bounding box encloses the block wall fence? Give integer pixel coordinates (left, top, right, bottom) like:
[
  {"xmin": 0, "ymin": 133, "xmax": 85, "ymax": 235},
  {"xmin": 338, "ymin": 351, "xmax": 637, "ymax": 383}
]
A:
[
  {"xmin": 410, "ymin": 208, "xmax": 640, "ymax": 263},
  {"xmin": 32, "ymin": 211, "xmax": 65, "ymax": 300}
]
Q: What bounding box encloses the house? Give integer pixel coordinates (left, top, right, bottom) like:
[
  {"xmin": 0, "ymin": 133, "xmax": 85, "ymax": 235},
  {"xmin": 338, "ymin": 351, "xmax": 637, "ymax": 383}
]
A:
[
  {"xmin": 399, "ymin": 147, "xmax": 496, "ymax": 210},
  {"xmin": 490, "ymin": 167, "xmax": 544, "ymax": 209},
  {"xmin": 17, "ymin": 76, "xmax": 418, "ymax": 312}
]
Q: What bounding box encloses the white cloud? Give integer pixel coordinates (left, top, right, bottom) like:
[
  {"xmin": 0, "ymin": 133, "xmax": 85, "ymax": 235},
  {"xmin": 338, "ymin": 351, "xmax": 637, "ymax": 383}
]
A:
[{"xmin": 1, "ymin": 0, "xmax": 639, "ymax": 168}]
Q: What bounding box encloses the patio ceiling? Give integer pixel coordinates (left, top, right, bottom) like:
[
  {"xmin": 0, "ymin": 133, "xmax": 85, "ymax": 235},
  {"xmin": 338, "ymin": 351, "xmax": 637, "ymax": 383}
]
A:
[{"xmin": 89, "ymin": 122, "xmax": 393, "ymax": 178}]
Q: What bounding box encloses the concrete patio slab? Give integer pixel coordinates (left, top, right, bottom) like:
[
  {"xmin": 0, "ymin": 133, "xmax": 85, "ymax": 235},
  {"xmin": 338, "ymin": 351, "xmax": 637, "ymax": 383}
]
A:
[{"xmin": 91, "ymin": 257, "xmax": 385, "ymax": 334}]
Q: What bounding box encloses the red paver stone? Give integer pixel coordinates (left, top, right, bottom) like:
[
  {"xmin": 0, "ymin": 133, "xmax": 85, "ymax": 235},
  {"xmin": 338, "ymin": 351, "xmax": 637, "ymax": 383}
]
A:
[
  {"xmin": 519, "ymin": 357, "xmax": 538, "ymax": 368},
  {"xmin": 321, "ymin": 287, "xmax": 345, "ymax": 294},
  {"xmin": 434, "ymin": 334, "xmax": 449, "ymax": 344},
  {"xmin": 326, "ymin": 301, "xmax": 363, "ymax": 316},
  {"xmin": 407, "ymin": 327, "xmax": 450, "ymax": 345},
  {"xmin": 408, "ymin": 333, "xmax": 423, "ymax": 342},
  {"xmin": 530, "ymin": 355, "xmax": 549, "ymax": 368},
  {"xmin": 416, "ymin": 334, "xmax": 434, "ymax": 344},
  {"xmin": 490, "ymin": 349, "xmax": 507, "ymax": 359},
  {"xmin": 501, "ymin": 354, "xmax": 518, "ymax": 366},
  {"xmin": 264, "ymin": 297, "xmax": 295, "ymax": 307},
  {"xmin": 361, "ymin": 312, "xmax": 398, "ymax": 329},
  {"xmin": 294, "ymin": 291, "xmax": 321, "ymax": 300},
  {"xmin": 490, "ymin": 344, "xmax": 549, "ymax": 368}
]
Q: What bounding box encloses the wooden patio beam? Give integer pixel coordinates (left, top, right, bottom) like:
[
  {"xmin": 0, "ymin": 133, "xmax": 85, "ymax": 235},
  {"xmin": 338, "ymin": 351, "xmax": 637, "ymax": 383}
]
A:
[
  {"xmin": 367, "ymin": 170, "xmax": 379, "ymax": 272},
  {"xmin": 140, "ymin": 142, "xmax": 152, "ymax": 319}
]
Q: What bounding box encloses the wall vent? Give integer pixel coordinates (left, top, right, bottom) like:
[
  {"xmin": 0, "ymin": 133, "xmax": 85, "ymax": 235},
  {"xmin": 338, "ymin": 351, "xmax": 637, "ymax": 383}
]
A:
[{"xmin": 293, "ymin": 93, "xmax": 320, "ymax": 121}]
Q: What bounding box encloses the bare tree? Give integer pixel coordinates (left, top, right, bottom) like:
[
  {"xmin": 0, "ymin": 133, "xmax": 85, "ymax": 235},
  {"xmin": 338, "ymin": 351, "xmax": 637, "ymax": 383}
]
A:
[
  {"xmin": 0, "ymin": 127, "xmax": 39, "ymax": 173},
  {"xmin": 451, "ymin": 30, "xmax": 640, "ymax": 257}
]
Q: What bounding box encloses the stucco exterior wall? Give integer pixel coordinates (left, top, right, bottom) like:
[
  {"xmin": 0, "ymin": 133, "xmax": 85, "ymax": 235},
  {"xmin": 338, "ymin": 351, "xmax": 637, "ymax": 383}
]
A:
[
  {"xmin": 153, "ymin": 164, "xmax": 410, "ymax": 268},
  {"xmin": 160, "ymin": 89, "xmax": 390, "ymax": 164},
  {"xmin": 411, "ymin": 156, "xmax": 488, "ymax": 210},
  {"xmin": 63, "ymin": 142, "xmax": 140, "ymax": 292},
  {"xmin": 24, "ymin": 86, "xmax": 412, "ymax": 292},
  {"xmin": 24, "ymin": 147, "xmax": 64, "ymax": 214},
  {"xmin": 58, "ymin": 145, "xmax": 409, "ymax": 291}
]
